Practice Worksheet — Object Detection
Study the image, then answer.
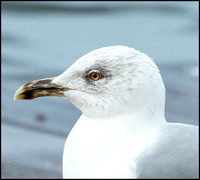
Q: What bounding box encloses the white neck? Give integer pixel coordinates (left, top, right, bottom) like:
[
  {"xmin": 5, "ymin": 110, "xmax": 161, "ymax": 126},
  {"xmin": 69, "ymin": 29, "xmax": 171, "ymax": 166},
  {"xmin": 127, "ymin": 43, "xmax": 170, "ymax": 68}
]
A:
[
  {"xmin": 63, "ymin": 111, "xmax": 166, "ymax": 178},
  {"xmin": 81, "ymin": 109, "xmax": 166, "ymax": 137}
]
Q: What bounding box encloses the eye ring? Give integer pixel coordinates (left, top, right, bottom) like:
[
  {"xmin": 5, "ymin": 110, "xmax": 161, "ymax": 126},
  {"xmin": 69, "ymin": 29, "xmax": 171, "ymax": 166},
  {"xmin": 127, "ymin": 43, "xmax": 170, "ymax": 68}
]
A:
[{"xmin": 87, "ymin": 72, "xmax": 102, "ymax": 81}]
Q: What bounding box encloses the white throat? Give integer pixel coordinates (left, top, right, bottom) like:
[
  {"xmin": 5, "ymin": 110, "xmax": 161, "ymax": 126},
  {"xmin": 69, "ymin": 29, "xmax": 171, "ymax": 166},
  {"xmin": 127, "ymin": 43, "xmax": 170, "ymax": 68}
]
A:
[{"xmin": 62, "ymin": 111, "xmax": 166, "ymax": 178}]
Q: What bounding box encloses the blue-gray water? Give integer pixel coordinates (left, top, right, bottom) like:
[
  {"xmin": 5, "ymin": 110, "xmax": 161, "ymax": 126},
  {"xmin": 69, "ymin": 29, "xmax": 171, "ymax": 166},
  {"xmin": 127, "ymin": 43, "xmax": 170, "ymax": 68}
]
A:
[{"xmin": 1, "ymin": 1, "xmax": 199, "ymax": 178}]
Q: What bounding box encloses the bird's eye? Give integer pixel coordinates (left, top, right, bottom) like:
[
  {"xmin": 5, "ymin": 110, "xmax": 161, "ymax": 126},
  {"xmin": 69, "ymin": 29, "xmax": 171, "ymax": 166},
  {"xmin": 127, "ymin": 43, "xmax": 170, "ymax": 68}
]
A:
[{"xmin": 87, "ymin": 72, "xmax": 102, "ymax": 81}]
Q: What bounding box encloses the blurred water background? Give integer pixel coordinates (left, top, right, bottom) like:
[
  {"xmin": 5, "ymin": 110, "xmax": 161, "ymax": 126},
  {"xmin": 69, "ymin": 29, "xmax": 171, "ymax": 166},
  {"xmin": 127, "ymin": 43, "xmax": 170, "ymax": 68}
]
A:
[{"xmin": 1, "ymin": 1, "xmax": 199, "ymax": 178}]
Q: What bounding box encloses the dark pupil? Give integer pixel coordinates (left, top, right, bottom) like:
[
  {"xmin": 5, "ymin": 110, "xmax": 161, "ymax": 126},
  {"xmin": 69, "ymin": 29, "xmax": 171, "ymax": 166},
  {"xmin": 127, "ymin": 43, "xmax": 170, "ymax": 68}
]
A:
[{"xmin": 92, "ymin": 73, "xmax": 97, "ymax": 79}]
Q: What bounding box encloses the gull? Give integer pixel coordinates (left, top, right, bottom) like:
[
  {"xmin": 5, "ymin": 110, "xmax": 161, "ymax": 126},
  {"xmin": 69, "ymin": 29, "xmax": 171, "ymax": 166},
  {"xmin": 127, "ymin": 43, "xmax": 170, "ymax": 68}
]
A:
[{"xmin": 14, "ymin": 46, "xmax": 198, "ymax": 178}]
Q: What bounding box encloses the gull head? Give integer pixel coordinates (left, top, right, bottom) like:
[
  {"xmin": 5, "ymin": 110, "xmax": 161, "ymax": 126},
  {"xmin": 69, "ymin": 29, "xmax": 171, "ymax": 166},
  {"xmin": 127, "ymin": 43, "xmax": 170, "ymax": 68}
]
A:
[{"xmin": 14, "ymin": 46, "xmax": 165, "ymax": 119}]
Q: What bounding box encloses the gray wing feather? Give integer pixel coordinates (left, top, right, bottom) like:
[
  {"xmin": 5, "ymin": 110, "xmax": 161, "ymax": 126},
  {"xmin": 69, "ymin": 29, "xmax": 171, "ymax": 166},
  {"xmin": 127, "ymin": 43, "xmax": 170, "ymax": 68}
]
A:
[{"xmin": 136, "ymin": 123, "xmax": 199, "ymax": 178}]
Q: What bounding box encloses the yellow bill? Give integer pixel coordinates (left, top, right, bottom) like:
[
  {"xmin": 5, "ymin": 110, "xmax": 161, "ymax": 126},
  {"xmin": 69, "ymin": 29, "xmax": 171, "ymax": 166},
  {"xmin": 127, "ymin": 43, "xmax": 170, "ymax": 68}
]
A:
[{"xmin": 14, "ymin": 77, "xmax": 70, "ymax": 100}]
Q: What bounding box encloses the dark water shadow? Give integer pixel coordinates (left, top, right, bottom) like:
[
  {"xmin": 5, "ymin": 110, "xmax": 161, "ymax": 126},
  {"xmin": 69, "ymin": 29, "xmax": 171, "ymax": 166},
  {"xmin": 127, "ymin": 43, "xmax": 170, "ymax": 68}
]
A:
[{"xmin": 2, "ymin": 2, "xmax": 187, "ymax": 16}]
